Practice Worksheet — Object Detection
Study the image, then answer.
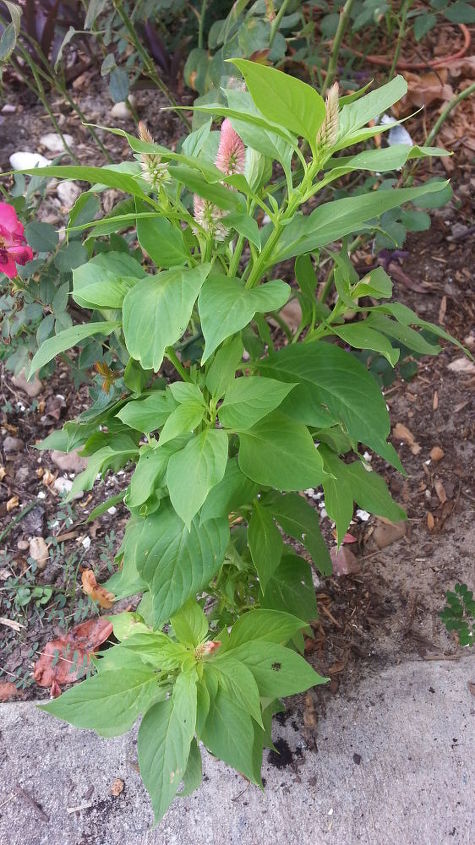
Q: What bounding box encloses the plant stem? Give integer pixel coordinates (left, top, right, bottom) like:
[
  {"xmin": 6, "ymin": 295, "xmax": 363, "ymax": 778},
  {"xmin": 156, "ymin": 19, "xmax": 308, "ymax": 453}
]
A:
[
  {"xmin": 198, "ymin": 0, "xmax": 208, "ymax": 49},
  {"xmin": 425, "ymin": 81, "xmax": 475, "ymax": 146},
  {"xmin": 388, "ymin": 0, "xmax": 413, "ymax": 80},
  {"xmin": 165, "ymin": 347, "xmax": 190, "ymax": 381},
  {"xmin": 323, "ymin": 0, "xmax": 356, "ymax": 95},
  {"xmin": 269, "ymin": 0, "xmax": 291, "ymax": 49},
  {"xmin": 112, "ymin": 0, "xmax": 190, "ymax": 130},
  {"xmin": 318, "ymin": 267, "xmax": 334, "ymax": 303}
]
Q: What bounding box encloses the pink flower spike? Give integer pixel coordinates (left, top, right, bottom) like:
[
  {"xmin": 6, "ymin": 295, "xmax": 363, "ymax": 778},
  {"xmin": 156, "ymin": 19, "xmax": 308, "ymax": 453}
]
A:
[
  {"xmin": 215, "ymin": 119, "xmax": 246, "ymax": 176},
  {"xmin": 0, "ymin": 202, "xmax": 33, "ymax": 279}
]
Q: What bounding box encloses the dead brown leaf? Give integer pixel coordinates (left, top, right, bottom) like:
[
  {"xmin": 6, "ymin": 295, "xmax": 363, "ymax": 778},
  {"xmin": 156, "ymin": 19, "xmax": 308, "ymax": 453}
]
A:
[
  {"xmin": 110, "ymin": 778, "xmax": 125, "ymax": 797},
  {"xmin": 81, "ymin": 570, "xmax": 115, "ymax": 609},
  {"xmin": 29, "ymin": 537, "xmax": 49, "ymax": 569},
  {"xmin": 447, "ymin": 358, "xmax": 475, "ymax": 374},
  {"xmin": 393, "ymin": 422, "xmax": 421, "ymax": 455},
  {"xmin": 430, "ymin": 446, "xmax": 444, "ymax": 462},
  {"xmin": 373, "ymin": 520, "xmax": 406, "ymax": 549},
  {"xmin": 0, "ymin": 681, "xmax": 18, "ymax": 701},
  {"xmin": 33, "ymin": 616, "xmax": 113, "ymax": 688},
  {"xmin": 427, "ymin": 512, "xmax": 435, "ymax": 531},
  {"xmin": 434, "ymin": 479, "xmax": 447, "ymax": 504},
  {"xmin": 6, "ymin": 496, "xmax": 19, "ymax": 512}
]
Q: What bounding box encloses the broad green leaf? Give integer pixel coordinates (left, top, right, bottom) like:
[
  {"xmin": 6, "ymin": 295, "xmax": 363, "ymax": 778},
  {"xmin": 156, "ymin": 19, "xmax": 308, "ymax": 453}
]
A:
[
  {"xmin": 248, "ymin": 501, "xmax": 283, "ymax": 592},
  {"xmin": 169, "ymin": 165, "xmax": 245, "ymax": 212},
  {"xmin": 330, "ymin": 322, "xmax": 400, "ymax": 366},
  {"xmin": 222, "ymin": 211, "xmax": 261, "ymax": 248},
  {"xmin": 205, "ymin": 658, "xmax": 263, "ymax": 727},
  {"xmin": 127, "ymin": 444, "xmax": 172, "ymax": 509},
  {"xmin": 123, "ymin": 264, "xmax": 211, "ymax": 371},
  {"xmin": 376, "ymin": 302, "xmax": 469, "ymax": 355},
  {"xmin": 200, "ymin": 457, "xmax": 258, "ymax": 521},
  {"xmin": 262, "ymin": 554, "xmax": 318, "ymax": 622},
  {"xmin": 230, "ymin": 59, "xmax": 325, "ymax": 146},
  {"xmin": 224, "ymin": 608, "xmax": 307, "ymax": 650},
  {"xmin": 137, "ymin": 213, "xmax": 190, "ymax": 268},
  {"xmin": 352, "ymin": 266, "xmax": 393, "ymax": 299},
  {"xmin": 40, "ymin": 668, "xmax": 163, "ymax": 737},
  {"xmin": 329, "ymin": 144, "xmax": 449, "ymax": 174},
  {"xmin": 265, "ymin": 491, "xmax": 331, "ymax": 576},
  {"xmin": 199, "ymin": 275, "xmax": 290, "ymax": 363},
  {"xmin": 336, "ymin": 76, "xmax": 407, "ymax": 150},
  {"xmin": 131, "ymin": 501, "xmax": 229, "ymax": 628},
  {"xmin": 72, "ymin": 252, "xmax": 145, "ymax": 309},
  {"xmin": 225, "ymin": 88, "xmax": 294, "ymax": 174},
  {"xmin": 257, "ymin": 344, "xmax": 402, "ymax": 470},
  {"xmin": 320, "ymin": 446, "xmax": 354, "ymax": 543},
  {"xmin": 138, "ymin": 670, "xmax": 197, "ymax": 823},
  {"xmin": 205, "ymin": 335, "xmax": 243, "ymax": 400},
  {"xmin": 29, "ymin": 321, "xmax": 120, "ymax": 376},
  {"xmin": 120, "ymin": 632, "xmax": 191, "ymax": 670},
  {"xmin": 178, "ymin": 738, "xmax": 202, "ymax": 797},
  {"xmin": 169, "ymin": 382, "xmax": 205, "ymax": 404},
  {"xmin": 159, "ymin": 400, "xmax": 205, "ymax": 446},
  {"xmin": 117, "ymin": 390, "xmax": 176, "ymax": 433},
  {"xmin": 229, "ymin": 640, "xmax": 326, "ymax": 698},
  {"xmin": 274, "ymin": 182, "xmax": 448, "ymax": 261},
  {"xmin": 237, "ymin": 411, "xmax": 326, "ymax": 490},
  {"xmin": 200, "ymin": 689, "xmax": 259, "ymax": 784},
  {"xmin": 17, "ymin": 165, "xmax": 150, "ymax": 202},
  {"xmin": 167, "ymin": 429, "xmax": 228, "ymax": 527},
  {"xmin": 219, "ymin": 377, "xmax": 295, "ymax": 430},
  {"xmin": 365, "ymin": 313, "xmax": 440, "ymax": 355},
  {"xmin": 103, "ymin": 526, "xmax": 148, "ymax": 599},
  {"xmin": 67, "ymin": 440, "xmax": 138, "ymax": 500},
  {"xmin": 171, "ymin": 599, "xmax": 208, "ymax": 647},
  {"xmin": 108, "ymin": 611, "xmax": 149, "ymax": 642}
]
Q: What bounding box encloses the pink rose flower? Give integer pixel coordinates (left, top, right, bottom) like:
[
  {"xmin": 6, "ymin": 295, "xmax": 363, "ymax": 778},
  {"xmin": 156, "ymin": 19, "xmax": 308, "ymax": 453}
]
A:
[{"xmin": 0, "ymin": 203, "xmax": 34, "ymax": 279}]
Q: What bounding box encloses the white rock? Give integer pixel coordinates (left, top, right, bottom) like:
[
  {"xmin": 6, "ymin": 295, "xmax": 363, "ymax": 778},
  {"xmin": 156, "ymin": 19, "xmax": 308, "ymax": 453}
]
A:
[
  {"xmin": 2, "ymin": 104, "xmax": 16, "ymax": 114},
  {"xmin": 29, "ymin": 537, "xmax": 49, "ymax": 570},
  {"xmin": 9, "ymin": 151, "xmax": 49, "ymax": 170},
  {"xmin": 56, "ymin": 180, "xmax": 81, "ymax": 209},
  {"xmin": 110, "ymin": 96, "xmax": 136, "ymax": 120},
  {"xmin": 40, "ymin": 133, "xmax": 74, "ymax": 153},
  {"xmin": 54, "ymin": 475, "xmax": 84, "ymax": 499},
  {"xmin": 107, "ymin": 506, "xmax": 117, "ymax": 515},
  {"xmin": 81, "ymin": 536, "xmax": 91, "ymax": 550},
  {"xmin": 356, "ymin": 508, "xmax": 371, "ymax": 522},
  {"xmin": 12, "ymin": 369, "xmax": 42, "ymax": 399}
]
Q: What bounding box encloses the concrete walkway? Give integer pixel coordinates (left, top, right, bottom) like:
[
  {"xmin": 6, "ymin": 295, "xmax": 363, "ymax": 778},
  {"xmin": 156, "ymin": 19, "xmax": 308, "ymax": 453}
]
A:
[{"xmin": 1, "ymin": 656, "xmax": 474, "ymax": 845}]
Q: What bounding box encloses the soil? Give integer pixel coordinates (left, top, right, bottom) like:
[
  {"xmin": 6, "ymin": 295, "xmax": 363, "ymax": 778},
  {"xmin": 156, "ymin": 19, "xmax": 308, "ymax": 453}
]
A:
[{"xmin": 0, "ymin": 70, "xmax": 474, "ymax": 717}]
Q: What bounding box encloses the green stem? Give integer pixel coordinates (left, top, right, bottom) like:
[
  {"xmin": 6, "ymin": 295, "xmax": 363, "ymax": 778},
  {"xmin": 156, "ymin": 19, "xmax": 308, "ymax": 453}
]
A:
[
  {"xmin": 165, "ymin": 347, "xmax": 190, "ymax": 381},
  {"xmin": 228, "ymin": 235, "xmax": 245, "ymax": 277},
  {"xmin": 198, "ymin": 0, "xmax": 208, "ymax": 49},
  {"xmin": 318, "ymin": 267, "xmax": 334, "ymax": 303},
  {"xmin": 0, "ymin": 502, "xmax": 37, "ymax": 544},
  {"xmin": 322, "ymin": 0, "xmax": 356, "ymax": 95},
  {"xmin": 112, "ymin": 0, "xmax": 190, "ymax": 130},
  {"xmin": 269, "ymin": 0, "xmax": 291, "ymax": 49},
  {"xmin": 388, "ymin": 0, "xmax": 413, "ymax": 81},
  {"xmin": 425, "ymin": 81, "xmax": 475, "ymax": 147}
]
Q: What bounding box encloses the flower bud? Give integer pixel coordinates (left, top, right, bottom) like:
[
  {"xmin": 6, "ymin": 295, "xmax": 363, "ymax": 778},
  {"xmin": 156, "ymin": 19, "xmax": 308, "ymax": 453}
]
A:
[
  {"xmin": 316, "ymin": 82, "xmax": 340, "ymax": 154},
  {"xmin": 138, "ymin": 121, "xmax": 170, "ymax": 190}
]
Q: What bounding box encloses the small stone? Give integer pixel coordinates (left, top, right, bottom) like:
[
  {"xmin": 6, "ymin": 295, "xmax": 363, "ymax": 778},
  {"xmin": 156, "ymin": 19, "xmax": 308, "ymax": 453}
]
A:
[
  {"xmin": 12, "ymin": 369, "xmax": 42, "ymax": 398},
  {"xmin": 111, "ymin": 96, "xmax": 136, "ymax": 120},
  {"xmin": 56, "ymin": 181, "xmax": 81, "ymax": 209},
  {"xmin": 110, "ymin": 778, "xmax": 124, "ymax": 797},
  {"xmin": 107, "ymin": 506, "xmax": 117, "ymax": 515},
  {"xmin": 356, "ymin": 508, "xmax": 370, "ymax": 522},
  {"xmin": 1, "ymin": 104, "xmax": 16, "ymax": 114},
  {"xmin": 51, "ymin": 449, "xmax": 87, "ymax": 473},
  {"xmin": 29, "ymin": 537, "xmax": 49, "ymax": 570},
  {"xmin": 81, "ymin": 536, "xmax": 91, "ymax": 550},
  {"xmin": 17, "ymin": 539, "xmax": 29, "ymax": 551},
  {"xmin": 447, "ymin": 358, "xmax": 475, "ymax": 375},
  {"xmin": 373, "ymin": 520, "xmax": 406, "ymax": 549},
  {"xmin": 353, "ymin": 753, "xmax": 362, "ymax": 765},
  {"xmin": 21, "ymin": 506, "xmax": 45, "ymax": 535},
  {"xmin": 330, "ymin": 545, "xmax": 360, "ymax": 576},
  {"xmin": 16, "ymin": 467, "xmax": 29, "ymax": 485},
  {"xmin": 430, "ymin": 446, "xmax": 444, "ymax": 462},
  {"xmin": 3, "ymin": 436, "xmax": 24, "ymax": 454},
  {"xmin": 54, "ymin": 475, "xmax": 83, "ymax": 499},
  {"xmin": 9, "ymin": 151, "xmax": 49, "ymax": 170},
  {"xmin": 40, "ymin": 133, "xmax": 74, "ymax": 153}
]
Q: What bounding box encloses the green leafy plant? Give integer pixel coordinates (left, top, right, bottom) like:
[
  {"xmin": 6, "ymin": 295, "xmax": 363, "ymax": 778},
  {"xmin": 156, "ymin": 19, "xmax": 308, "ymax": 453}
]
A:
[
  {"xmin": 440, "ymin": 583, "xmax": 474, "ymax": 647},
  {"xmin": 11, "ymin": 61, "xmax": 464, "ymax": 823}
]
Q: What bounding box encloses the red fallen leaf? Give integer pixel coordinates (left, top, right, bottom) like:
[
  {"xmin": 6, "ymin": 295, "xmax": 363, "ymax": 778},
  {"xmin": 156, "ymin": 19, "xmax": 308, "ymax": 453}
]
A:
[
  {"xmin": 50, "ymin": 680, "xmax": 62, "ymax": 699},
  {"xmin": 33, "ymin": 617, "xmax": 113, "ymax": 688},
  {"xmin": 342, "ymin": 532, "xmax": 358, "ymax": 544},
  {"xmin": 0, "ymin": 681, "xmax": 17, "ymax": 701},
  {"xmin": 81, "ymin": 569, "xmax": 115, "ymax": 609}
]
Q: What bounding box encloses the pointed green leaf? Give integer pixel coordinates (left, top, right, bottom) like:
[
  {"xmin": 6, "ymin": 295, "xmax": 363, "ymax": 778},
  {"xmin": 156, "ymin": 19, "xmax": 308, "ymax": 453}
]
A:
[
  {"xmin": 200, "ymin": 689, "xmax": 259, "ymax": 784},
  {"xmin": 219, "ymin": 377, "xmax": 295, "ymax": 431},
  {"xmin": 72, "ymin": 252, "xmax": 145, "ymax": 309},
  {"xmin": 167, "ymin": 429, "xmax": 228, "ymax": 527},
  {"xmin": 137, "ymin": 213, "xmax": 189, "ymax": 268},
  {"xmin": 200, "ymin": 457, "xmax": 259, "ymax": 522},
  {"xmin": 171, "ymin": 599, "xmax": 208, "ymax": 647},
  {"xmin": 223, "ymin": 608, "xmax": 307, "ymax": 650},
  {"xmin": 159, "ymin": 401, "xmax": 205, "ymax": 446},
  {"xmin": 262, "ymin": 554, "xmax": 318, "ymax": 622},
  {"xmin": 248, "ymin": 501, "xmax": 283, "ymax": 592},
  {"xmin": 29, "ymin": 321, "xmax": 120, "ymax": 376},
  {"xmin": 117, "ymin": 390, "xmax": 177, "ymax": 434},
  {"xmin": 205, "ymin": 658, "xmax": 263, "ymax": 727},
  {"xmin": 265, "ymin": 491, "xmax": 331, "ymax": 575},
  {"xmin": 229, "ymin": 641, "xmax": 326, "ymax": 698}
]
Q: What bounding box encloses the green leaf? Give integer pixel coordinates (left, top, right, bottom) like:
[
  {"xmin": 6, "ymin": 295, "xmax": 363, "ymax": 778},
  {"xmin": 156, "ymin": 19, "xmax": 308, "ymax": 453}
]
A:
[
  {"xmin": 352, "ymin": 266, "xmax": 393, "ymax": 299},
  {"xmin": 199, "ymin": 275, "xmax": 290, "ymax": 363},
  {"xmin": 171, "ymin": 599, "xmax": 208, "ymax": 647},
  {"xmin": 40, "ymin": 668, "xmax": 163, "ymax": 737},
  {"xmin": 131, "ymin": 502, "xmax": 229, "ymax": 628},
  {"xmin": 72, "ymin": 252, "xmax": 145, "ymax": 309},
  {"xmin": 127, "ymin": 444, "xmax": 172, "ymax": 509},
  {"xmin": 200, "ymin": 457, "xmax": 258, "ymax": 521},
  {"xmin": 29, "ymin": 321, "xmax": 120, "ymax": 376},
  {"xmin": 205, "ymin": 335, "xmax": 243, "ymax": 400},
  {"xmin": 123, "ymin": 264, "xmax": 211, "ymax": 371},
  {"xmin": 444, "ymin": 1, "xmax": 475, "ymax": 23},
  {"xmin": 137, "ymin": 213, "xmax": 189, "ymax": 268},
  {"xmin": 414, "ymin": 12, "xmax": 437, "ymax": 39},
  {"xmin": 17, "ymin": 165, "xmax": 150, "ymax": 202},
  {"xmin": 224, "ymin": 608, "xmax": 307, "ymax": 650},
  {"xmin": 222, "ymin": 212, "xmax": 261, "ymax": 248},
  {"xmin": 117, "ymin": 390, "xmax": 176, "ymax": 433},
  {"xmin": 24, "ymin": 221, "xmax": 59, "ymax": 252},
  {"xmin": 178, "ymin": 738, "xmax": 202, "ymax": 797},
  {"xmin": 330, "ymin": 322, "xmax": 400, "ymax": 366},
  {"xmin": 159, "ymin": 400, "xmax": 205, "ymax": 446},
  {"xmin": 138, "ymin": 670, "xmax": 197, "ymax": 823},
  {"xmin": 219, "ymin": 377, "xmax": 295, "ymax": 430},
  {"xmin": 54, "ymin": 242, "xmax": 88, "ymax": 273},
  {"xmin": 238, "ymin": 411, "xmax": 326, "ymax": 490},
  {"xmin": 262, "ymin": 554, "xmax": 318, "ymax": 622},
  {"xmin": 336, "ymin": 76, "xmax": 407, "ymax": 150},
  {"xmin": 225, "ymin": 88, "xmax": 294, "ymax": 174},
  {"xmin": 205, "ymin": 658, "xmax": 263, "ymax": 727},
  {"xmin": 365, "ymin": 313, "xmax": 440, "ymax": 355},
  {"xmin": 67, "ymin": 440, "xmax": 138, "ymax": 500},
  {"xmin": 257, "ymin": 343, "xmax": 402, "ymax": 470},
  {"xmin": 200, "ymin": 689, "xmax": 259, "ymax": 784},
  {"xmin": 229, "ymin": 641, "xmax": 326, "ymax": 698},
  {"xmin": 167, "ymin": 429, "xmax": 228, "ymax": 527},
  {"xmin": 230, "ymin": 59, "xmax": 325, "ymax": 146},
  {"xmin": 275, "ymin": 182, "xmax": 449, "ymax": 261},
  {"xmin": 248, "ymin": 501, "xmax": 283, "ymax": 592},
  {"xmin": 320, "ymin": 447, "xmax": 354, "ymax": 543},
  {"xmin": 265, "ymin": 491, "xmax": 331, "ymax": 575},
  {"xmin": 169, "ymin": 165, "xmax": 245, "ymax": 212}
]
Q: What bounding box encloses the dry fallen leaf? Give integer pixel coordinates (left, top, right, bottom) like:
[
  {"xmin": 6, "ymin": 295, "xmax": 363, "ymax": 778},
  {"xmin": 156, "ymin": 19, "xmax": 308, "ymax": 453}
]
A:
[
  {"xmin": 427, "ymin": 512, "xmax": 435, "ymax": 531},
  {"xmin": 447, "ymin": 358, "xmax": 475, "ymax": 374},
  {"xmin": 432, "ymin": 391, "xmax": 439, "ymax": 411},
  {"xmin": 110, "ymin": 778, "xmax": 125, "ymax": 797},
  {"xmin": 393, "ymin": 422, "xmax": 421, "ymax": 455},
  {"xmin": 33, "ymin": 616, "xmax": 113, "ymax": 688},
  {"xmin": 430, "ymin": 446, "xmax": 444, "ymax": 462},
  {"xmin": 0, "ymin": 466, "xmax": 6, "ymax": 481},
  {"xmin": 434, "ymin": 479, "xmax": 447, "ymax": 504},
  {"xmin": 373, "ymin": 520, "xmax": 406, "ymax": 549},
  {"xmin": 0, "ymin": 681, "xmax": 17, "ymax": 702},
  {"xmin": 6, "ymin": 496, "xmax": 19, "ymax": 512},
  {"xmin": 0, "ymin": 616, "xmax": 24, "ymax": 632},
  {"xmin": 81, "ymin": 570, "xmax": 115, "ymax": 609},
  {"xmin": 29, "ymin": 537, "xmax": 49, "ymax": 569}
]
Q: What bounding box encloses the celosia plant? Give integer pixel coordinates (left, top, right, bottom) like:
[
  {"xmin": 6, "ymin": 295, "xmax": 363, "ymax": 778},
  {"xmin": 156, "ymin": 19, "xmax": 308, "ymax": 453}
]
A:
[{"xmin": 15, "ymin": 61, "xmax": 464, "ymax": 823}]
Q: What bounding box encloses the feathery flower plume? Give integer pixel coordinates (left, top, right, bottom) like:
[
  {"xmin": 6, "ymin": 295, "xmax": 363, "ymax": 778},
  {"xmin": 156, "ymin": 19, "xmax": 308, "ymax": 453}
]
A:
[
  {"xmin": 138, "ymin": 121, "xmax": 170, "ymax": 190},
  {"xmin": 316, "ymin": 82, "xmax": 340, "ymax": 154},
  {"xmin": 215, "ymin": 118, "xmax": 246, "ymax": 176},
  {"xmin": 193, "ymin": 195, "xmax": 227, "ymax": 241}
]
